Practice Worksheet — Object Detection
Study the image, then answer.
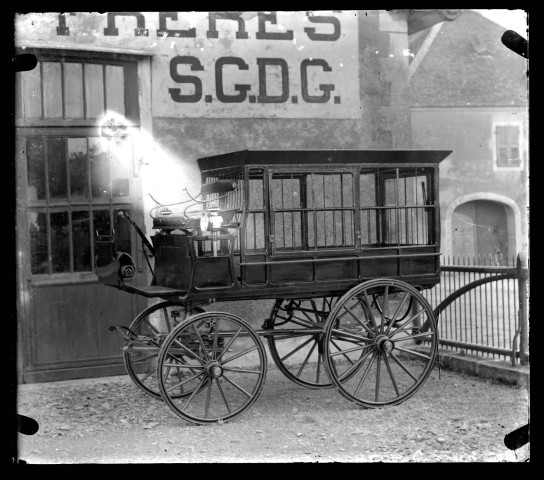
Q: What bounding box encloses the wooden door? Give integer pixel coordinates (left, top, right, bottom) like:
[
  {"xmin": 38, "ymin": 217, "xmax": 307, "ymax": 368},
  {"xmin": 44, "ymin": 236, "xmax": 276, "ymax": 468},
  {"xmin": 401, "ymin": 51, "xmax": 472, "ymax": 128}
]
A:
[{"xmin": 15, "ymin": 52, "xmax": 148, "ymax": 382}]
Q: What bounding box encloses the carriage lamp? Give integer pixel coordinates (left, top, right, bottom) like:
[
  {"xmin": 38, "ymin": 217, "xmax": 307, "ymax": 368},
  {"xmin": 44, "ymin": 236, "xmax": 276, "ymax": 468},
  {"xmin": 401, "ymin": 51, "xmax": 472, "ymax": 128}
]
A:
[{"xmin": 200, "ymin": 207, "xmax": 224, "ymax": 233}]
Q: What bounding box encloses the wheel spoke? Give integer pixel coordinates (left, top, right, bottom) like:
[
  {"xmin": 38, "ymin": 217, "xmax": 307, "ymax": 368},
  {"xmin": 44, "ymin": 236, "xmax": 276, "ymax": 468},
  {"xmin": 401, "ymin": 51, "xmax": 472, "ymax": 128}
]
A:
[
  {"xmin": 383, "ymin": 354, "xmax": 400, "ymax": 397},
  {"xmin": 388, "ymin": 351, "xmax": 418, "ymax": 383},
  {"xmin": 362, "ymin": 291, "xmax": 379, "ymax": 332},
  {"xmin": 142, "ymin": 319, "xmax": 160, "ymax": 335},
  {"xmin": 296, "ymin": 339, "xmax": 318, "ymax": 377},
  {"xmin": 380, "ymin": 286, "xmax": 389, "ymax": 334},
  {"xmin": 393, "ymin": 332, "xmax": 434, "ymax": 343},
  {"xmin": 394, "ymin": 346, "xmax": 433, "ymax": 362},
  {"xmin": 215, "ymin": 378, "xmax": 232, "ymax": 414},
  {"xmin": 130, "ymin": 353, "xmax": 157, "ymax": 364},
  {"xmin": 162, "ymin": 362, "xmax": 205, "ymax": 369},
  {"xmin": 375, "ymin": 352, "xmax": 382, "ymax": 402},
  {"xmin": 384, "ymin": 292, "xmax": 412, "ymax": 335},
  {"xmin": 139, "ymin": 369, "xmax": 155, "ymax": 383},
  {"xmin": 212, "ymin": 319, "xmax": 220, "ymax": 359},
  {"xmin": 166, "ymin": 370, "xmax": 205, "ymax": 394},
  {"xmin": 204, "ymin": 380, "xmax": 213, "ymax": 418},
  {"xmin": 181, "ymin": 375, "xmax": 208, "ymax": 412},
  {"xmin": 330, "ymin": 343, "xmax": 372, "ymax": 357},
  {"xmin": 221, "ymin": 374, "xmax": 253, "ymax": 398},
  {"xmin": 353, "ymin": 351, "xmax": 377, "ymax": 397},
  {"xmin": 192, "ymin": 323, "xmax": 211, "ymax": 361},
  {"xmin": 162, "ymin": 307, "xmax": 172, "ymax": 332},
  {"xmin": 389, "ymin": 309, "xmax": 427, "ymax": 338},
  {"xmin": 221, "ymin": 345, "xmax": 258, "ymax": 365},
  {"xmin": 331, "ymin": 328, "xmax": 373, "ymax": 344},
  {"xmin": 222, "ymin": 366, "xmax": 262, "ymax": 375},
  {"xmin": 338, "ymin": 348, "xmax": 375, "ymax": 382},
  {"xmin": 316, "ymin": 352, "xmax": 322, "ymax": 383},
  {"xmin": 216, "ymin": 326, "xmax": 243, "ymax": 362},
  {"xmin": 172, "ymin": 338, "xmax": 206, "ymax": 364},
  {"xmin": 343, "ymin": 304, "xmax": 377, "ymax": 338},
  {"xmin": 279, "ymin": 336, "xmax": 314, "ymax": 362}
]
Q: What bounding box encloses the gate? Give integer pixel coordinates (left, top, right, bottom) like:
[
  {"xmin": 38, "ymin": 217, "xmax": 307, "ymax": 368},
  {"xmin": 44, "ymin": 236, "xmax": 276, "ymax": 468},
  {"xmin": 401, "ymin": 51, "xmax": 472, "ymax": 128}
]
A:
[{"xmin": 422, "ymin": 252, "xmax": 529, "ymax": 366}]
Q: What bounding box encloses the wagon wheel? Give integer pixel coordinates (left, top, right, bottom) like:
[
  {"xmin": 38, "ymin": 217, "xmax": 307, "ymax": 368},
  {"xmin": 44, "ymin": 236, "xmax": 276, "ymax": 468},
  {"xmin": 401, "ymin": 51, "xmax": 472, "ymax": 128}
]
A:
[
  {"xmin": 323, "ymin": 279, "xmax": 438, "ymax": 408},
  {"xmin": 267, "ymin": 297, "xmax": 340, "ymax": 388},
  {"xmin": 157, "ymin": 312, "xmax": 267, "ymax": 424},
  {"xmin": 124, "ymin": 301, "xmax": 205, "ymax": 399}
]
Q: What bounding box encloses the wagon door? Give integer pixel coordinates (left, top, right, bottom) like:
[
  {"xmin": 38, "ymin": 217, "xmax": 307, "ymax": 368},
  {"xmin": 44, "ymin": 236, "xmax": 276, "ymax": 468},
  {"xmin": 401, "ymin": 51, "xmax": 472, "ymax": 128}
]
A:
[{"xmin": 15, "ymin": 51, "xmax": 148, "ymax": 382}]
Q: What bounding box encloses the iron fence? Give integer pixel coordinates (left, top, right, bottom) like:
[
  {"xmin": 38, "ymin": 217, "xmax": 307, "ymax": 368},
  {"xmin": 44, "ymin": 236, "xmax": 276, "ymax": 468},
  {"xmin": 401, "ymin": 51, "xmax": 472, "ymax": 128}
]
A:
[{"xmin": 422, "ymin": 252, "xmax": 529, "ymax": 365}]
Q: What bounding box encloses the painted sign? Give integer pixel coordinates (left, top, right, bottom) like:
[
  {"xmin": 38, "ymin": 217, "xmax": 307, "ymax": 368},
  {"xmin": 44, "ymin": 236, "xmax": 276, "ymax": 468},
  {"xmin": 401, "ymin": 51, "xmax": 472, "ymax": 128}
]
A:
[{"xmin": 15, "ymin": 12, "xmax": 361, "ymax": 118}]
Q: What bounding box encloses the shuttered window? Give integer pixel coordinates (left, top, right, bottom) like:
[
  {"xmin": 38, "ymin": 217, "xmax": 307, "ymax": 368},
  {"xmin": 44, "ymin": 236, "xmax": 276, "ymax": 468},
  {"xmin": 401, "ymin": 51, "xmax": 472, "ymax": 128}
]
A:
[{"xmin": 495, "ymin": 125, "xmax": 521, "ymax": 169}]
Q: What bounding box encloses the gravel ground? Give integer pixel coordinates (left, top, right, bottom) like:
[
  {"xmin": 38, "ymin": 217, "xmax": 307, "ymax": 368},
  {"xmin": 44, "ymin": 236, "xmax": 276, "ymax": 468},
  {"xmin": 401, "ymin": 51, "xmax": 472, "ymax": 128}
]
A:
[{"xmin": 15, "ymin": 364, "xmax": 529, "ymax": 463}]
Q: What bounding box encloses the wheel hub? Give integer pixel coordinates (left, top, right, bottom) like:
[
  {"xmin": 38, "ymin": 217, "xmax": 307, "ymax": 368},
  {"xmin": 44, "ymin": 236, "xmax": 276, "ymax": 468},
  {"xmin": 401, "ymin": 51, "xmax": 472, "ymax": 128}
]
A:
[
  {"xmin": 205, "ymin": 361, "xmax": 224, "ymax": 378},
  {"xmin": 375, "ymin": 335, "xmax": 394, "ymax": 353}
]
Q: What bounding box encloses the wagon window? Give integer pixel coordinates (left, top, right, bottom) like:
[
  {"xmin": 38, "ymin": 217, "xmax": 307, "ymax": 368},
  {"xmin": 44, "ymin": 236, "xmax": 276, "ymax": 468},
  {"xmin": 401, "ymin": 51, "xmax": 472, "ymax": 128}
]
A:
[
  {"xmin": 359, "ymin": 167, "xmax": 435, "ymax": 246},
  {"xmin": 271, "ymin": 171, "xmax": 354, "ymax": 251},
  {"xmin": 246, "ymin": 169, "xmax": 266, "ymax": 252}
]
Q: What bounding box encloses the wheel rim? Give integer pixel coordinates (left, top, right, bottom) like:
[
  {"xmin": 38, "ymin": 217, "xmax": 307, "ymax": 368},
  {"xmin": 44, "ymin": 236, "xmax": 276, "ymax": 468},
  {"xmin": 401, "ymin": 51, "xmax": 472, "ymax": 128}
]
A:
[
  {"xmin": 157, "ymin": 312, "xmax": 267, "ymax": 424},
  {"xmin": 124, "ymin": 301, "xmax": 204, "ymax": 399},
  {"xmin": 267, "ymin": 297, "xmax": 337, "ymax": 389},
  {"xmin": 323, "ymin": 280, "xmax": 438, "ymax": 407}
]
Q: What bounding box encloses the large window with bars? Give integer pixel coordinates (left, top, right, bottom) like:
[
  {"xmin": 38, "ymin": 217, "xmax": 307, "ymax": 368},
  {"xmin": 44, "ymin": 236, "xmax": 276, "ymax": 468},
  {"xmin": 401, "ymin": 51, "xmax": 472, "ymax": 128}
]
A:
[
  {"xmin": 359, "ymin": 167, "xmax": 435, "ymax": 246},
  {"xmin": 17, "ymin": 51, "xmax": 140, "ymax": 278},
  {"xmin": 270, "ymin": 171, "xmax": 355, "ymax": 252}
]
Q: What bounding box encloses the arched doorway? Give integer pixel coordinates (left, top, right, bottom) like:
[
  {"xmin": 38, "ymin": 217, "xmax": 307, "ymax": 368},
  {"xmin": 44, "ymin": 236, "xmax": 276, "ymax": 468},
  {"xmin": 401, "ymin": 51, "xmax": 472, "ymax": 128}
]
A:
[{"xmin": 452, "ymin": 200, "xmax": 510, "ymax": 259}]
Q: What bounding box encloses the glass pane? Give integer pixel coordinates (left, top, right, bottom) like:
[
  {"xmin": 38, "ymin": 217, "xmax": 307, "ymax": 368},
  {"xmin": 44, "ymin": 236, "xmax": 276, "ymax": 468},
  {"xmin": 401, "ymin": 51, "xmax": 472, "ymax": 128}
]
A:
[
  {"xmin": 42, "ymin": 62, "xmax": 63, "ymax": 118},
  {"xmin": 26, "ymin": 138, "xmax": 46, "ymax": 201},
  {"xmin": 93, "ymin": 210, "xmax": 111, "ymax": 236},
  {"xmin": 85, "ymin": 64, "xmax": 105, "ymax": 118},
  {"xmin": 113, "ymin": 209, "xmax": 131, "ymax": 253},
  {"xmin": 105, "ymin": 65, "xmax": 125, "ymax": 116},
  {"xmin": 360, "ymin": 172, "xmax": 376, "ymax": 207},
  {"xmin": 72, "ymin": 211, "xmax": 91, "ymax": 271},
  {"xmin": 20, "ymin": 66, "xmax": 42, "ymax": 119},
  {"xmin": 90, "ymin": 137, "xmax": 110, "ymax": 198},
  {"xmin": 249, "ymin": 177, "xmax": 264, "ymax": 210},
  {"xmin": 68, "ymin": 138, "xmax": 89, "ymax": 200},
  {"xmin": 50, "ymin": 211, "xmax": 70, "ymax": 273},
  {"xmin": 109, "ymin": 136, "xmax": 131, "ymax": 197},
  {"xmin": 29, "ymin": 210, "xmax": 48, "ymax": 274},
  {"xmin": 64, "ymin": 63, "xmax": 84, "ymax": 119},
  {"xmin": 47, "ymin": 138, "xmax": 67, "ymax": 199}
]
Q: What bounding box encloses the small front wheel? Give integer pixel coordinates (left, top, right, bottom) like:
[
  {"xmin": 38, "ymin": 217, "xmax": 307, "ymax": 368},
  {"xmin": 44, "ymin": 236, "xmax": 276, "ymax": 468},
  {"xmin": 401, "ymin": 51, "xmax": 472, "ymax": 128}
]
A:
[
  {"xmin": 157, "ymin": 312, "xmax": 267, "ymax": 424},
  {"xmin": 323, "ymin": 279, "xmax": 438, "ymax": 408}
]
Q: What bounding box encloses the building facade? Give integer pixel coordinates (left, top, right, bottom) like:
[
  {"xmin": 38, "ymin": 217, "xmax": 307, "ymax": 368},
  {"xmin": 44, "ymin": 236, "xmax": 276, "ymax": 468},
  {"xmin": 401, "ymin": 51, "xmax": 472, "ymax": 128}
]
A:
[
  {"xmin": 14, "ymin": 10, "xmax": 460, "ymax": 382},
  {"xmin": 409, "ymin": 10, "xmax": 529, "ymax": 261}
]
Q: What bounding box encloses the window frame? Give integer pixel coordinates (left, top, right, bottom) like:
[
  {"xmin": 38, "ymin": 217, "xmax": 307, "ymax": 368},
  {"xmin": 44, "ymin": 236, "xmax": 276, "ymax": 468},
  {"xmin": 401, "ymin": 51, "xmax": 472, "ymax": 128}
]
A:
[
  {"xmin": 493, "ymin": 123, "xmax": 524, "ymax": 171},
  {"xmin": 16, "ymin": 49, "xmax": 143, "ymax": 284}
]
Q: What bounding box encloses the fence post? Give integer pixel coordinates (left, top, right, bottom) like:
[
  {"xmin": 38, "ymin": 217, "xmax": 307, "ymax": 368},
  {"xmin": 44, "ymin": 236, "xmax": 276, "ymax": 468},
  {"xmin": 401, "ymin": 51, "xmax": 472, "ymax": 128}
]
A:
[{"xmin": 517, "ymin": 252, "xmax": 529, "ymax": 365}]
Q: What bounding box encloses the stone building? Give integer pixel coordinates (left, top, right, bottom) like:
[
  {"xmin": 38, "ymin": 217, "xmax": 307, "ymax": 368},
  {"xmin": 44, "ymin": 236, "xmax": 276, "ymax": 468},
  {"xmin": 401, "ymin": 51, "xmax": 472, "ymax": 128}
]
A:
[{"xmin": 14, "ymin": 10, "xmax": 461, "ymax": 382}]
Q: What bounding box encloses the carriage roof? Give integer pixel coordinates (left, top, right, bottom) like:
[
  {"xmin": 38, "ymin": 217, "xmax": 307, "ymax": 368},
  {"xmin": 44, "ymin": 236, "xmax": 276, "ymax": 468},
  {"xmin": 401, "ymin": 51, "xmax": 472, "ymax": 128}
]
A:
[{"xmin": 197, "ymin": 149, "xmax": 452, "ymax": 173}]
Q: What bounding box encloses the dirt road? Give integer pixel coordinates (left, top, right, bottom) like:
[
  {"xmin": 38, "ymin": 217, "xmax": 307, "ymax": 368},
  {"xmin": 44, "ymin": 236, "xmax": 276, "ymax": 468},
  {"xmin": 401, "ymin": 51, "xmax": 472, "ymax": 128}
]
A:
[{"xmin": 15, "ymin": 365, "xmax": 529, "ymax": 463}]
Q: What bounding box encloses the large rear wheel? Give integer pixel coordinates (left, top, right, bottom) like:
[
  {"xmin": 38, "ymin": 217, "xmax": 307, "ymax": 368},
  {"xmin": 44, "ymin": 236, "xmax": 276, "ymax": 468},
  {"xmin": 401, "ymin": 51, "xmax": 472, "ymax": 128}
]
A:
[{"xmin": 323, "ymin": 279, "xmax": 438, "ymax": 408}]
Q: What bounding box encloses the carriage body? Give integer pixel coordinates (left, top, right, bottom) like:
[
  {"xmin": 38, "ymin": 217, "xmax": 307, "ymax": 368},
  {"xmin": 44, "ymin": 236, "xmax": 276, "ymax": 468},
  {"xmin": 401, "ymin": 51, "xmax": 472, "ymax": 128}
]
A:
[
  {"xmin": 132, "ymin": 149, "xmax": 448, "ymax": 303},
  {"xmin": 101, "ymin": 149, "xmax": 451, "ymax": 425}
]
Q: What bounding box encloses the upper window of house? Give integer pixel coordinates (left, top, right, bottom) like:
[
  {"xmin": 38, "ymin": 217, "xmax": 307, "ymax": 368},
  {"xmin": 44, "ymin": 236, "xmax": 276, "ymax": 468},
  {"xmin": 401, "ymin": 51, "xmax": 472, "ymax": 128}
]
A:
[{"xmin": 495, "ymin": 125, "xmax": 522, "ymax": 169}]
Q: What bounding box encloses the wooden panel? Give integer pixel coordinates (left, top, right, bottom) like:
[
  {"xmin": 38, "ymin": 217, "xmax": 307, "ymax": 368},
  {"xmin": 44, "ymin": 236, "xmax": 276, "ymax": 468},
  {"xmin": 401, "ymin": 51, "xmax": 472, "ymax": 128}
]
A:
[
  {"xmin": 63, "ymin": 63, "xmax": 84, "ymax": 118},
  {"xmin": 31, "ymin": 283, "xmax": 137, "ymax": 366},
  {"xmin": 105, "ymin": 65, "xmax": 125, "ymax": 115},
  {"xmin": 42, "ymin": 62, "xmax": 63, "ymax": 118},
  {"xmin": 84, "ymin": 63, "xmax": 105, "ymax": 118},
  {"xmin": 21, "ymin": 64, "xmax": 42, "ymax": 119}
]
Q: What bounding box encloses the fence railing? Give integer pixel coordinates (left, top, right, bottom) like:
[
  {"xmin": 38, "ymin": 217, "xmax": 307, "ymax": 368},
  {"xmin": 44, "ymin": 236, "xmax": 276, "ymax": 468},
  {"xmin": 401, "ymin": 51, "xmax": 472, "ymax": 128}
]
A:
[{"xmin": 422, "ymin": 252, "xmax": 529, "ymax": 366}]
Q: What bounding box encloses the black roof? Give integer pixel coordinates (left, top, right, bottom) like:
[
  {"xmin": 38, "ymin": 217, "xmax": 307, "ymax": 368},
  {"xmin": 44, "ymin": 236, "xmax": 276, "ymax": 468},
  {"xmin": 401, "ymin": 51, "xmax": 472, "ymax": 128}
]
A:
[{"xmin": 197, "ymin": 149, "xmax": 452, "ymax": 172}]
